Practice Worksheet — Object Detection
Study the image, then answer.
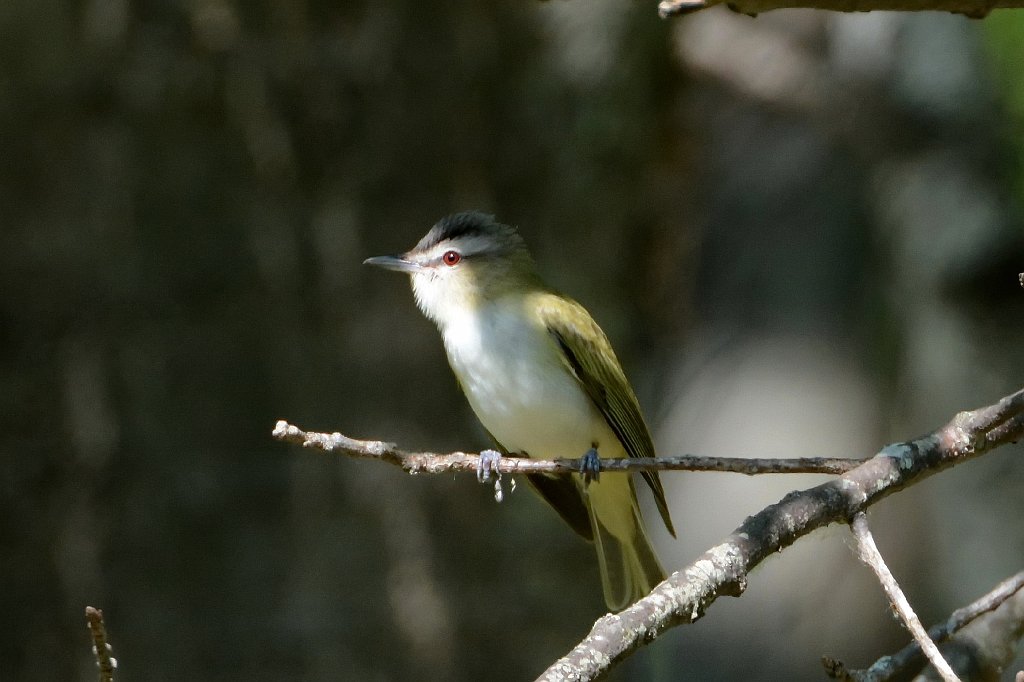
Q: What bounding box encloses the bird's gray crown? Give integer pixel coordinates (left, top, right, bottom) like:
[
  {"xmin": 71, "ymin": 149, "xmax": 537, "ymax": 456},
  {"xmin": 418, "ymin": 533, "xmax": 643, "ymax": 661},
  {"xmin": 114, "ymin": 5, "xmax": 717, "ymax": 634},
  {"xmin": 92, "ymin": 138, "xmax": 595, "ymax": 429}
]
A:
[{"xmin": 413, "ymin": 211, "xmax": 525, "ymax": 257}]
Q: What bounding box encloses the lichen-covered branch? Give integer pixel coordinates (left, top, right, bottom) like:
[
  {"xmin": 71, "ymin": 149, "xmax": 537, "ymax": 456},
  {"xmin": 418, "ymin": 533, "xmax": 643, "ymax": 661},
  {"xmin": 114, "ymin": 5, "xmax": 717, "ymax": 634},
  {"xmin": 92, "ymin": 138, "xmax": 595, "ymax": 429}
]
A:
[
  {"xmin": 85, "ymin": 606, "xmax": 115, "ymax": 682},
  {"xmin": 657, "ymin": 0, "xmax": 1011, "ymax": 19},
  {"xmin": 536, "ymin": 387, "xmax": 1024, "ymax": 681},
  {"xmin": 271, "ymin": 420, "xmax": 862, "ymax": 475}
]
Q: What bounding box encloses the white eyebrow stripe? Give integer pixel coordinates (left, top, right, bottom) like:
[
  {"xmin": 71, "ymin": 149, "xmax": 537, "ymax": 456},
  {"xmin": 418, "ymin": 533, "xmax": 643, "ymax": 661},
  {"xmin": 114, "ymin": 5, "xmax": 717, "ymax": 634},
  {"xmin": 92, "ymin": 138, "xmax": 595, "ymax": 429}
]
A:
[{"xmin": 423, "ymin": 234, "xmax": 500, "ymax": 261}]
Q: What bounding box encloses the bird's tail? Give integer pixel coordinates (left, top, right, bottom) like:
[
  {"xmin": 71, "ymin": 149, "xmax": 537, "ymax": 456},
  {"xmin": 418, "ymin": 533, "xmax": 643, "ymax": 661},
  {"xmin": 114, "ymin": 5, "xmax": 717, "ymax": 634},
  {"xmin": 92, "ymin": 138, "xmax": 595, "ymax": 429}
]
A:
[{"xmin": 587, "ymin": 477, "xmax": 667, "ymax": 612}]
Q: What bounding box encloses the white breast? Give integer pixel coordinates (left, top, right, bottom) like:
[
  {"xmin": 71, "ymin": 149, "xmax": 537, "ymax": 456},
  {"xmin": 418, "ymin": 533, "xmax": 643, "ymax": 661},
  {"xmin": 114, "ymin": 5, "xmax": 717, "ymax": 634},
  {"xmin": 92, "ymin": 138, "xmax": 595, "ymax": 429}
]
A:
[{"xmin": 439, "ymin": 302, "xmax": 618, "ymax": 460}]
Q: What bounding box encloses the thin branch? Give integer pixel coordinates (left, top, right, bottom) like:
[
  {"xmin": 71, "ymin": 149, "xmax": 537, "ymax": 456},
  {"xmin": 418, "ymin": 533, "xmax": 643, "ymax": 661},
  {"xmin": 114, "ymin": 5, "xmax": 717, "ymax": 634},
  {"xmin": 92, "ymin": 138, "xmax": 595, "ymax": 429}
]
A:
[
  {"xmin": 657, "ymin": 0, "xmax": 1006, "ymax": 19},
  {"xmin": 271, "ymin": 420, "xmax": 862, "ymax": 475},
  {"xmin": 849, "ymin": 513, "xmax": 960, "ymax": 682},
  {"xmin": 825, "ymin": 570, "xmax": 1024, "ymax": 680},
  {"xmin": 273, "ymin": 388, "xmax": 1024, "ymax": 681},
  {"xmin": 85, "ymin": 606, "xmax": 115, "ymax": 682},
  {"xmin": 535, "ymin": 387, "xmax": 1024, "ymax": 681}
]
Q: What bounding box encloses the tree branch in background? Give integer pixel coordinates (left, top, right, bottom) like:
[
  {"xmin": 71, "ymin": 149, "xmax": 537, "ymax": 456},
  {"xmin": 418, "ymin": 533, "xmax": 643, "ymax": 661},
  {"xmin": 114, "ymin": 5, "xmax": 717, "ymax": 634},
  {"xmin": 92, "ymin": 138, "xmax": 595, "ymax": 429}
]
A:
[
  {"xmin": 824, "ymin": 571, "xmax": 1024, "ymax": 681},
  {"xmin": 849, "ymin": 513, "xmax": 960, "ymax": 682},
  {"xmin": 85, "ymin": 606, "xmax": 115, "ymax": 682},
  {"xmin": 657, "ymin": 0, "xmax": 1010, "ymax": 19},
  {"xmin": 536, "ymin": 387, "xmax": 1023, "ymax": 681},
  {"xmin": 271, "ymin": 420, "xmax": 862, "ymax": 476},
  {"xmin": 274, "ymin": 387, "xmax": 1023, "ymax": 681}
]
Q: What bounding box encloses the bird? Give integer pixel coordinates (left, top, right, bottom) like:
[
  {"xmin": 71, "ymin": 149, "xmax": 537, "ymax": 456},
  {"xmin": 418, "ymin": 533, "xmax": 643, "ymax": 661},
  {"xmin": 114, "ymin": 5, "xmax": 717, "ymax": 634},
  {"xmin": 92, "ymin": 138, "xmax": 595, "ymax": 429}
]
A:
[{"xmin": 364, "ymin": 211, "xmax": 675, "ymax": 611}]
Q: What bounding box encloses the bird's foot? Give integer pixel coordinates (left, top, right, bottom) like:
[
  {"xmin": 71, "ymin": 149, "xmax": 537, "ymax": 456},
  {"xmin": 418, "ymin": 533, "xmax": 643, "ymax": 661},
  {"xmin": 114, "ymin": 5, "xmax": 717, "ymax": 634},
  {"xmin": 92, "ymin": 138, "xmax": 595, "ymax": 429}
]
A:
[
  {"xmin": 478, "ymin": 449, "xmax": 513, "ymax": 503},
  {"xmin": 477, "ymin": 449, "xmax": 502, "ymax": 483},
  {"xmin": 579, "ymin": 447, "xmax": 601, "ymax": 485}
]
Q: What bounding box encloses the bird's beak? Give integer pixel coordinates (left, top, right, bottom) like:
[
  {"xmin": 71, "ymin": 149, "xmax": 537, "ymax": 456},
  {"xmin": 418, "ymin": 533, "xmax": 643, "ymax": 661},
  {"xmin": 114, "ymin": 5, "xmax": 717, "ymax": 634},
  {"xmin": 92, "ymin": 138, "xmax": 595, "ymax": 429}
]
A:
[{"xmin": 363, "ymin": 254, "xmax": 422, "ymax": 273}]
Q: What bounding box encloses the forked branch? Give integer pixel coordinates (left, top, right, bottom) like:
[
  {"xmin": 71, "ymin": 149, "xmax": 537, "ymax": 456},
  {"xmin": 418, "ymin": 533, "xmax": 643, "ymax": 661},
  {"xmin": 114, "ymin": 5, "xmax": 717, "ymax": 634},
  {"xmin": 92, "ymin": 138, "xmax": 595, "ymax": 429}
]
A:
[
  {"xmin": 824, "ymin": 570, "xmax": 1024, "ymax": 680},
  {"xmin": 849, "ymin": 513, "xmax": 960, "ymax": 682},
  {"xmin": 536, "ymin": 387, "xmax": 1023, "ymax": 681},
  {"xmin": 273, "ymin": 387, "xmax": 1024, "ymax": 681}
]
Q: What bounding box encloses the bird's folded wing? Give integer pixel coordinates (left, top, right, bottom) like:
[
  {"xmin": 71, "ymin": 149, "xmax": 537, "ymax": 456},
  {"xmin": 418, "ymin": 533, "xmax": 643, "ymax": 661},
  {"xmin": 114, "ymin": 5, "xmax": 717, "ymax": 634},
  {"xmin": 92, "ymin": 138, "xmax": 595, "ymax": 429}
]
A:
[{"xmin": 535, "ymin": 292, "xmax": 677, "ymax": 538}]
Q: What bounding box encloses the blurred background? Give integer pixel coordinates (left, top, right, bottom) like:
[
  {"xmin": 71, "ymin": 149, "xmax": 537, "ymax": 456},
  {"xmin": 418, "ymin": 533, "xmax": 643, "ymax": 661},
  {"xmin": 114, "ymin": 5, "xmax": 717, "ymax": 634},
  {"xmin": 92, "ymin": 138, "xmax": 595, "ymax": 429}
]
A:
[{"xmin": 2, "ymin": 1, "xmax": 1024, "ymax": 679}]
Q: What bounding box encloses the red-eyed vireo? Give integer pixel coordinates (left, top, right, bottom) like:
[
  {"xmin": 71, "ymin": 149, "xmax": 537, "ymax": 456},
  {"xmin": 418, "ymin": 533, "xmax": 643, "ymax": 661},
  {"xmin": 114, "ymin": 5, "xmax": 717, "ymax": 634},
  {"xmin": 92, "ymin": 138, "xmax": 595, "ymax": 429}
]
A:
[{"xmin": 364, "ymin": 212, "xmax": 676, "ymax": 611}]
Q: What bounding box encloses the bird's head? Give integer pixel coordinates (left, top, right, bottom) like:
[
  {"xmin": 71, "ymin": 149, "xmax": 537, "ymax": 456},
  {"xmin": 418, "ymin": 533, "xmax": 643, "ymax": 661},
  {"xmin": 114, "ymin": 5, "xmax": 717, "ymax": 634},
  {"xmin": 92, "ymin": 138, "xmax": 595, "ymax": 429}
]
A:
[{"xmin": 364, "ymin": 212, "xmax": 539, "ymax": 326}]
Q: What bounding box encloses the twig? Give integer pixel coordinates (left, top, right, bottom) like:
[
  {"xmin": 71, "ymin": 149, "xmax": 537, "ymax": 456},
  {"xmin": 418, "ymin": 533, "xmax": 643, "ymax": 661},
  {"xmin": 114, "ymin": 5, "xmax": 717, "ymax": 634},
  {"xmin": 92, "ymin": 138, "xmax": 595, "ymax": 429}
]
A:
[
  {"xmin": 535, "ymin": 387, "xmax": 1024, "ymax": 681},
  {"xmin": 657, "ymin": 0, "xmax": 1005, "ymax": 18},
  {"xmin": 849, "ymin": 513, "xmax": 960, "ymax": 682},
  {"xmin": 827, "ymin": 570, "xmax": 1024, "ymax": 680},
  {"xmin": 273, "ymin": 388, "xmax": 1024, "ymax": 681},
  {"xmin": 85, "ymin": 606, "xmax": 115, "ymax": 682},
  {"xmin": 271, "ymin": 420, "xmax": 862, "ymax": 476}
]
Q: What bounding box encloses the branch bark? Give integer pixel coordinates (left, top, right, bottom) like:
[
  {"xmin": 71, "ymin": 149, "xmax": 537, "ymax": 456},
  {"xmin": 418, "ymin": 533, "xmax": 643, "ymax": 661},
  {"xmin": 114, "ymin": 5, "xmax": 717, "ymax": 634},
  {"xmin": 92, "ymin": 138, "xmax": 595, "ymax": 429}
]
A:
[
  {"xmin": 824, "ymin": 570, "xmax": 1024, "ymax": 680},
  {"xmin": 271, "ymin": 420, "xmax": 862, "ymax": 475},
  {"xmin": 85, "ymin": 606, "xmax": 115, "ymax": 682},
  {"xmin": 536, "ymin": 387, "xmax": 1024, "ymax": 681},
  {"xmin": 657, "ymin": 0, "xmax": 1008, "ymax": 19},
  {"xmin": 273, "ymin": 387, "xmax": 1024, "ymax": 681},
  {"xmin": 849, "ymin": 513, "xmax": 960, "ymax": 682}
]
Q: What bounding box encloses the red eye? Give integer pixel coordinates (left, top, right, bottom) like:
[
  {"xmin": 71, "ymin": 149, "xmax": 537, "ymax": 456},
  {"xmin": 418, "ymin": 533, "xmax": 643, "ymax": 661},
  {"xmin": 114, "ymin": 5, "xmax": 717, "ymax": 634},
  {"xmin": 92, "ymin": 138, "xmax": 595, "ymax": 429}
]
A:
[{"xmin": 442, "ymin": 250, "xmax": 461, "ymax": 266}]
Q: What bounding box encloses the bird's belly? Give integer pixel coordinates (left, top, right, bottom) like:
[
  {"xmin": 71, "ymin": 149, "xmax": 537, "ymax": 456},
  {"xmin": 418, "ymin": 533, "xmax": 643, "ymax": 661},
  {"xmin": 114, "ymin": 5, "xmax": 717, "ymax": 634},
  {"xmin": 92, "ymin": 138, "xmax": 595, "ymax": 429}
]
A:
[
  {"xmin": 448, "ymin": 332, "xmax": 614, "ymax": 459},
  {"xmin": 456, "ymin": 347, "xmax": 636, "ymax": 536},
  {"xmin": 474, "ymin": 381, "xmax": 598, "ymax": 459}
]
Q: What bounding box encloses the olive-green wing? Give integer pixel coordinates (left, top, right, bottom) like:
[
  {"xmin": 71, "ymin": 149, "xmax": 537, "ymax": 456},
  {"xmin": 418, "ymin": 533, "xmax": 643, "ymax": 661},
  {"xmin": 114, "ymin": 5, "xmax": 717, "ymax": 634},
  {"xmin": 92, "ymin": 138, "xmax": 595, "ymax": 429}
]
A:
[{"xmin": 536, "ymin": 293, "xmax": 676, "ymax": 538}]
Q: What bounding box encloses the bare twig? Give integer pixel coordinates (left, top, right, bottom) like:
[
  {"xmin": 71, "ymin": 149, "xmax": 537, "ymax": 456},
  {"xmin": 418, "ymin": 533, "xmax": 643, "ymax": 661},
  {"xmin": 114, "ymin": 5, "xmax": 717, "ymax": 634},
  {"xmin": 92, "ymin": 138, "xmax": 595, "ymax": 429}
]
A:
[
  {"xmin": 827, "ymin": 570, "xmax": 1024, "ymax": 680},
  {"xmin": 536, "ymin": 387, "xmax": 1024, "ymax": 681},
  {"xmin": 85, "ymin": 606, "xmax": 115, "ymax": 682},
  {"xmin": 271, "ymin": 420, "xmax": 862, "ymax": 476},
  {"xmin": 849, "ymin": 513, "xmax": 960, "ymax": 682},
  {"xmin": 657, "ymin": 0, "xmax": 1005, "ymax": 18}
]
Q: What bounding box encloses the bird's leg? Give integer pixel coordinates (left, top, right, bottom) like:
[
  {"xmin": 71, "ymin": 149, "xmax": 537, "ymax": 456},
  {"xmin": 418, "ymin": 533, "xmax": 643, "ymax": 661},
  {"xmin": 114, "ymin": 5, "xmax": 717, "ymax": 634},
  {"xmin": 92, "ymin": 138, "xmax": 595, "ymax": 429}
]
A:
[
  {"xmin": 478, "ymin": 449, "xmax": 510, "ymax": 503},
  {"xmin": 579, "ymin": 445, "xmax": 601, "ymax": 485},
  {"xmin": 477, "ymin": 449, "xmax": 502, "ymax": 483}
]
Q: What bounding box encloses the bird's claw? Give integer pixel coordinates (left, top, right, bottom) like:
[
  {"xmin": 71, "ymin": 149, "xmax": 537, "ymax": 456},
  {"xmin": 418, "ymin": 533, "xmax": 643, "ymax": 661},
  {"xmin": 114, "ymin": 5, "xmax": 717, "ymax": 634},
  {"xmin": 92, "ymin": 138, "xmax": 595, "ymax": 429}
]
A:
[
  {"xmin": 477, "ymin": 449, "xmax": 502, "ymax": 484},
  {"xmin": 478, "ymin": 449, "xmax": 511, "ymax": 503},
  {"xmin": 580, "ymin": 447, "xmax": 601, "ymax": 485}
]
